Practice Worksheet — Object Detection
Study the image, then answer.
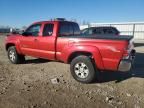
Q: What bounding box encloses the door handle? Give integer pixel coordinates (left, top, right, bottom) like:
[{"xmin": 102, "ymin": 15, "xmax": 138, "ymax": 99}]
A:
[{"xmin": 34, "ymin": 39, "xmax": 38, "ymax": 42}]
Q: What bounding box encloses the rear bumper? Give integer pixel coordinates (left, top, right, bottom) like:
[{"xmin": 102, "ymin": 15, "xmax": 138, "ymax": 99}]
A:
[{"xmin": 118, "ymin": 49, "xmax": 135, "ymax": 72}]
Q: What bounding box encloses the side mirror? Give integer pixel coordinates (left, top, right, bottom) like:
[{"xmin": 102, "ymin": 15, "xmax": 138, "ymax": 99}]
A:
[{"xmin": 22, "ymin": 32, "xmax": 32, "ymax": 36}]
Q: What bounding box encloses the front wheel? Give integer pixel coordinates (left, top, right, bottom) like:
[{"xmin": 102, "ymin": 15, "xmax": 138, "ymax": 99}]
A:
[
  {"xmin": 7, "ymin": 46, "xmax": 25, "ymax": 64},
  {"xmin": 70, "ymin": 55, "xmax": 97, "ymax": 83}
]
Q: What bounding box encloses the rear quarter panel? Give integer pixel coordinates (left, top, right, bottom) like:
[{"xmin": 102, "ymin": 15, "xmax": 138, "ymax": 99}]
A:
[
  {"xmin": 56, "ymin": 37, "xmax": 128, "ymax": 71},
  {"xmin": 95, "ymin": 39, "xmax": 128, "ymax": 71}
]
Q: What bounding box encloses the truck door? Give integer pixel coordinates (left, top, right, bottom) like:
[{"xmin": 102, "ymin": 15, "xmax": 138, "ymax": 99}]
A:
[
  {"xmin": 36, "ymin": 23, "xmax": 56, "ymax": 60},
  {"xmin": 20, "ymin": 24, "xmax": 41, "ymax": 57}
]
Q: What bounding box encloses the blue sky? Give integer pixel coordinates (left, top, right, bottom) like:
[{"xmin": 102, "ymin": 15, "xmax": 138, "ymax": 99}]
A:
[{"xmin": 0, "ymin": 0, "xmax": 144, "ymax": 28}]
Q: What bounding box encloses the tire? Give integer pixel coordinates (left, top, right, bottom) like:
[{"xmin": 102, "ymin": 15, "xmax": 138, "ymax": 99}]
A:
[
  {"xmin": 70, "ymin": 55, "xmax": 97, "ymax": 83},
  {"xmin": 7, "ymin": 46, "xmax": 25, "ymax": 64}
]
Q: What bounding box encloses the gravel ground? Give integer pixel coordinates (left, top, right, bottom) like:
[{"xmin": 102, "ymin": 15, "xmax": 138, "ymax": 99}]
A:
[{"xmin": 0, "ymin": 35, "xmax": 144, "ymax": 108}]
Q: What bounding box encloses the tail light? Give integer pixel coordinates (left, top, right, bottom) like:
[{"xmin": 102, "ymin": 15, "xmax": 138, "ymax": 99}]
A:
[
  {"xmin": 122, "ymin": 43, "xmax": 133, "ymax": 59},
  {"xmin": 123, "ymin": 49, "xmax": 129, "ymax": 59}
]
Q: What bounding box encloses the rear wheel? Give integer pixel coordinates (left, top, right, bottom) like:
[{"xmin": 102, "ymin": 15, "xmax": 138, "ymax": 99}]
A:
[
  {"xmin": 7, "ymin": 46, "xmax": 25, "ymax": 64},
  {"xmin": 70, "ymin": 55, "xmax": 97, "ymax": 83}
]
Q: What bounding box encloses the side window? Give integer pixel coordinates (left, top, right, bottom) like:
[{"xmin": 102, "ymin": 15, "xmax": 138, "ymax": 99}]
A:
[
  {"xmin": 59, "ymin": 22, "xmax": 73, "ymax": 36},
  {"xmin": 103, "ymin": 28, "xmax": 114, "ymax": 34},
  {"xmin": 82, "ymin": 28, "xmax": 92, "ymax": 35},
  {"xmin": 73, "ymin": 23, "xmax": 80, "ymax": 35},
  {"xmin": 43, "ymin": 24, "xmax": 54, "ymax": 36},
  {"xmin": 25, "ymin": 24, "xmax": 41, "ymax": 36},
  {"xmin": 113, "ymin": 28, "xmax": 120, "ymax": 35},
  {"xmin": 93, "ymin": 28, "xmax": 103, "ymax": 35},
  {"xmin": 81, "ymin": 29, "xmax": 89, "ymax": 35}
]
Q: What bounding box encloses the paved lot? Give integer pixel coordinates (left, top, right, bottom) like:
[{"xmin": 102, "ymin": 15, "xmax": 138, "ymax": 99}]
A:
[{"xmin": 0, "ymin": 35, "xmax": 144, "ymax": 108}]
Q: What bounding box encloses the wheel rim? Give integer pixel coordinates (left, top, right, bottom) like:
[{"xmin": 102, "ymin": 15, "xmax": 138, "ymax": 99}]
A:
[
  {"xmin": 9, "ymin": 50, "xmax": 16, "ymax": 62},
  {"xmin": 74, "ymin": 62, "xmax": 89, "ymax": 79}
]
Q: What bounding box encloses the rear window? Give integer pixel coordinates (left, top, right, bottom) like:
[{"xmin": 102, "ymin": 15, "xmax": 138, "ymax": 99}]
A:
[{"xmin": 59, "ymin": 22, "xmax": 80, "ymax": 36}]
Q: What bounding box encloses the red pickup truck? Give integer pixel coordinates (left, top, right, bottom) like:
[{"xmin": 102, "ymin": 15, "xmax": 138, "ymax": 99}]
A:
[{"xmin": 5, "ymin": 19, "xmax": 135, "ymax": 83}]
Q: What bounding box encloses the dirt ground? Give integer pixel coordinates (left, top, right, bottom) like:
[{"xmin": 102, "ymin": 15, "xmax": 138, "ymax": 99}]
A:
[{"xmin": 0, "ymin": 35, "xmax": 144, "ymax": 108}]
